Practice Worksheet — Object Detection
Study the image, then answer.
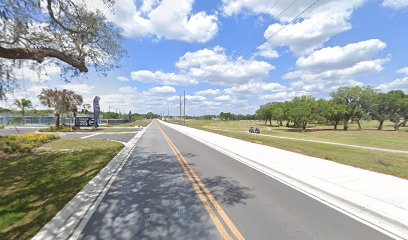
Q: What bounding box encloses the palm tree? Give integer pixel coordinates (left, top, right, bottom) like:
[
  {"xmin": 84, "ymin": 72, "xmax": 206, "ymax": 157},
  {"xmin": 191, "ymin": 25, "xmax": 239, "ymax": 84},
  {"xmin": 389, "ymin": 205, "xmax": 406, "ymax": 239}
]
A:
[
  {"xmin": 38, "ymin": 88, "xmax": 83, "ymax": 128},
  {"xmin": 14, "ymin": 98, "xmax": 32, "ymax": 125}
]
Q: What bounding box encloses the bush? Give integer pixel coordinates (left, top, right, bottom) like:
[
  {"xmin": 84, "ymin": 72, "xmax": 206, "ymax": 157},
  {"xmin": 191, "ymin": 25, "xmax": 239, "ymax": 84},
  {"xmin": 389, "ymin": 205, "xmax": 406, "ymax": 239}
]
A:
[
  {"xmin": 0, "ymin": 133, "xmax": 60, "ymax": 154},
  {"xmin": 39, "ymin": 126, "xmax": 77, "ymax": 132}
]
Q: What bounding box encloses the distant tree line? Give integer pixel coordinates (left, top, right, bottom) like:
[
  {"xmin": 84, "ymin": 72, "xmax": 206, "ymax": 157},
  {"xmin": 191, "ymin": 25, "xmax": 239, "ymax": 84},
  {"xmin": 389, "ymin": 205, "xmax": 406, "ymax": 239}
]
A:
[
  {"xmin": 256, "ymin": 86, "xmax": 408, "ymax": 131},
  {"xmin": 219, "ymin": 112, "xmax": 257, "ymax": 121}
]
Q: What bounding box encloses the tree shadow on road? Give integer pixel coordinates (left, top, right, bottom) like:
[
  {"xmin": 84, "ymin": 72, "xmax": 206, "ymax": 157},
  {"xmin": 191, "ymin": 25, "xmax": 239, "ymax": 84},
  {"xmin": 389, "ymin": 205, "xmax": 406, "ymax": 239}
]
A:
[{"xmin": 80, "ymin": 146, "xmax": 254, "ymax": 240}]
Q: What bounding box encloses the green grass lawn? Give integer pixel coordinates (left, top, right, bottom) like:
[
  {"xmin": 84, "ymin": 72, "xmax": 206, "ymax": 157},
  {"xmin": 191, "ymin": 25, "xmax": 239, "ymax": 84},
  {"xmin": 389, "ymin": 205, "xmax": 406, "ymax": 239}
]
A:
[
  {"xmin": 134, "ymin": 119, "xmax": 152, "ymax": 127},
  {"xmin": 182, "ymin": 120, "xmax": 408, "ymax": 151},
  {"xmin": 172, "ymin": 120, "xmax": 408, "ymax": 179},
  {"xmin": 0, "ymin": 139, "xmax": 124, "ymax": 240}
]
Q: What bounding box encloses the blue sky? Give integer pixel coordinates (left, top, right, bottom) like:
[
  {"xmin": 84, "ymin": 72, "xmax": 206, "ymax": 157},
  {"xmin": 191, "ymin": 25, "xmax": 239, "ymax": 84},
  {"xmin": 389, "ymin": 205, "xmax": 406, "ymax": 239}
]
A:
[{"xmin": 4, "ymin": 0, "xmax": 408, "ymax": 115}]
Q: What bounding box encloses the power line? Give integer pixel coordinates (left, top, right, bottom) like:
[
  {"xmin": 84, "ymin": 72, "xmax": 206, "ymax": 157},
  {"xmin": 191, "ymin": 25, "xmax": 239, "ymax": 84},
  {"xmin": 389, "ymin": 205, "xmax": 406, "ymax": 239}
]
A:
[
  {"xmin": 217, "ymin": 0, "xmax": 321, "ymax": 78},
  {"xmin": 207, "ymin": 0, "xmax": 286, "ymax": 75}
]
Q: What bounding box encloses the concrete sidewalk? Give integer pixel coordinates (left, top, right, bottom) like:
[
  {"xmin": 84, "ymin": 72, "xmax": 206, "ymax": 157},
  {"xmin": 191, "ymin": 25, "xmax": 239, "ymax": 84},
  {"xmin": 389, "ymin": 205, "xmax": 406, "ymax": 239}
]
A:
[{"xmin": 160, "ymin": 120, "xmax": 408, "ymax": 240}]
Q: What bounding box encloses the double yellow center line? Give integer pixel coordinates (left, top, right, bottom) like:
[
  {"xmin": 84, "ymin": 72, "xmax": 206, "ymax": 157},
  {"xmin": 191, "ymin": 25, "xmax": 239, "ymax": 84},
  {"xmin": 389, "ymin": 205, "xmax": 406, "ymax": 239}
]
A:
[{"xmin": 158, "ymin": 123, "xmax": 245, "ymax": 240}]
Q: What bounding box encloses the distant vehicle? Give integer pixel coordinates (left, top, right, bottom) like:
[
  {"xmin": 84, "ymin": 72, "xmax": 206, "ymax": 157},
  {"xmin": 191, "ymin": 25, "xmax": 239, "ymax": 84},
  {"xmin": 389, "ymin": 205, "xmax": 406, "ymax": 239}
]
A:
[
  {"xmin": 249, "ymin": 127, "xmax": 254, "ymax": 133},
  {"xmin": 255, "ymin": 128, "xmax": 260, "ymax": 134}
]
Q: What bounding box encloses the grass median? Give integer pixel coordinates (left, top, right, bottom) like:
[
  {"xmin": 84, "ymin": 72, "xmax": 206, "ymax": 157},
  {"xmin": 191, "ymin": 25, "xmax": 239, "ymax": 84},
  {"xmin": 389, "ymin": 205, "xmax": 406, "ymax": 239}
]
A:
[
  {"xmin": 171, "ymin": 120, "xmax": 408, "ymax": 179},
  {"xmin": 0, "ymin": 139, "xmax": 124, "ymax": 240}
]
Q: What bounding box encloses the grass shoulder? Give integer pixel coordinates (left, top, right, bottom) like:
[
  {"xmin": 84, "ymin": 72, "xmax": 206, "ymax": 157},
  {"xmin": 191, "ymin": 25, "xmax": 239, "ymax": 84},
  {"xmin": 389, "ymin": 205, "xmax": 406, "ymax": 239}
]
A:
[{"xmin": 0, "ymin": 138, "xmax": 124, "ymax": 240}]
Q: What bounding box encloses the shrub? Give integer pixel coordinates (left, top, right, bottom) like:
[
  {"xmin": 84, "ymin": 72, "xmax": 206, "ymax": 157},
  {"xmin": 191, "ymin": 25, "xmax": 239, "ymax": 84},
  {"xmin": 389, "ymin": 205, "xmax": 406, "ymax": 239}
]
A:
[
  {"xmin": 0, "ymin": 133, "xmax": 60, "ymax": 154},
  {"xmin": 39, "ymin": 126, "xmax": 77, "ymax": 132}
]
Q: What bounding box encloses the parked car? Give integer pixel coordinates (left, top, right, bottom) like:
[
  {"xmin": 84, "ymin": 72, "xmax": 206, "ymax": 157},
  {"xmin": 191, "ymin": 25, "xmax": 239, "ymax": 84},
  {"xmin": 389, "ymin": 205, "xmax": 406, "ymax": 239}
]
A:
[
  {"xmin": 249, "ymin": 127, "xmax": 254, "ymax": 133},
  {"xmin": 255, "ymin": 128, "xmax": 260, "ymax": 134}
]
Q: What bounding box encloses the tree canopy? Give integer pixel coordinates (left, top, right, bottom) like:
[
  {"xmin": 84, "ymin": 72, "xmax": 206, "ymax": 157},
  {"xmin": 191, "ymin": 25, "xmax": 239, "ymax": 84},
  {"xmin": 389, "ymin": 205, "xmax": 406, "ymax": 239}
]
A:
[
  {"xmin": 0, "ymin": 0, "xmax": 124, "ymax": 98},
  {"xmin": 256, "ymin": 86, "xmax": 407, "ymax": 131},
  {"xmin": 38, "ymin": 88, "xmax": 83, "ymax": 127}
]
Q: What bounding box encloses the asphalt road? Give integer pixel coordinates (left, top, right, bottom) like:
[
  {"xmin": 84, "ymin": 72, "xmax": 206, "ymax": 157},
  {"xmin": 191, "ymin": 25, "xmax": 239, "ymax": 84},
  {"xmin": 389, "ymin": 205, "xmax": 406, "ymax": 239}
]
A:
[{"xmin": 78, "ymin": 120, "xmax": 392, "ymax": 240}]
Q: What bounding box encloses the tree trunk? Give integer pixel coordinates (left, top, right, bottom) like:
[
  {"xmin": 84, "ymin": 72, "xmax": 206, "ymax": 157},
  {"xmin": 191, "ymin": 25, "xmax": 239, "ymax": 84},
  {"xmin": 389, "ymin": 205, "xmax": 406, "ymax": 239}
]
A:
[
  {"xmin": 286, "ymin": 121, "xmax": 290, "ymax": 127},
  {"xmin": 343, "ymin": 117, "xmax": 349, "ymax": 131},
  {"xmin": 55, "ymin": 113, "xmax": 60, "ymax": 128},
  {"xmin": 302, "ymin": 122, "xmax": 307, "ymax": 130},
  {"xmin": 279, "ymin": 121, "xmax": 283, "ymax": 126},
  {"xmin": 357, "ymin": 119, "xmax": 362, "ymax": 129},
  {"xmin": 394, "ymin": 121, "xmax": 401, "ymax": 131},
  {"xmin": 269, "ymin": 119, "xmax": 272, "ymax": 126},
  {"xmin": 334, "ymin": 120, "xmax": 339, "ymax": 130},
  {"xmin": 378, "ymin": 120, "xmax": 384, "ymax": 130},
  {"xmin": 264, "ymin": 119, "xmax": 267, "ymax": 125}
]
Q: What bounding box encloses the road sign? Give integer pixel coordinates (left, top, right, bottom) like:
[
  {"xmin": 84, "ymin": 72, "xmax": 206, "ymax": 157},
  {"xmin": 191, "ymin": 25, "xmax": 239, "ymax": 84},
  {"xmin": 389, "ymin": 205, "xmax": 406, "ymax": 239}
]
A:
[{"xmin": 75, "ymin": 117, "xmax": 95, "ymax": 127}]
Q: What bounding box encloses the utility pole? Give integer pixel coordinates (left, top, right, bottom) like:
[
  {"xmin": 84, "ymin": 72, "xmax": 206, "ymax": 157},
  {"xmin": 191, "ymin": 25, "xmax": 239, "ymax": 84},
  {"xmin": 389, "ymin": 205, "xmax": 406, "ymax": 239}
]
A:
[
  {"xmin": 179, "ymin": 95, "xmax": 182, "ymax": 123},
  {"xmin": 183, "ymin": 90, "xmax": 186, "ymax": 125}
]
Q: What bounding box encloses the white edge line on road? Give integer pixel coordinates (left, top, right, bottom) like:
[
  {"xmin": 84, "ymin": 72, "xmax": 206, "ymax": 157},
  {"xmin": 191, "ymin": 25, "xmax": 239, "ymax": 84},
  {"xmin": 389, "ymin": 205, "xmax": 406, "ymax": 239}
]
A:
[
  {"xmin": 32, "ymin": 122, "xmax": 153, "ymax": 240},
  {"xmin": 159, "ymin": 120, "xmax": 407, "ymax": 240}
]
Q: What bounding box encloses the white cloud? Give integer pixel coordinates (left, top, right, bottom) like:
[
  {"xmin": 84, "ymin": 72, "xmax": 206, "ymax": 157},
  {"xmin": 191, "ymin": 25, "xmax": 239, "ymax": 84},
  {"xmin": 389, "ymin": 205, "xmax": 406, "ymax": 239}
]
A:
[
  {"xmin": 12, "ymin": 63, "xmax": 61, "ymax": 82},
  {"xmin": 131, "ymin": 70, "xmax": 198, "ymax": 86},
  {"xmin": 167, "ymin": 94, "xmax": 206, "ymax": 103},
  {"xmin": 118, "ymin": 86, "xmax": 138, "ymax": 94},
  {"xmin": 223, "ymin": 0, "xmax": 365, "ymax": 54},
  {"xmin": 382, "ymin": 0, "xmax": 408, "ymax": 9},
  {"xmin": 260, "ymin": 90, "xmax": 310, "ymax": 102},
  {"xmin": 377, "ymin": 77, "xmax": 408, "ymax": 93},
  {"xmin": 290, "ymin": 78, "xmax": 364, "ymax": 93},
  {"xmin": 286, "ymin": 59, "xmax": 388, "ymax": 82},
  {"xmin": 178, "ymin": 46, "xmax": 274, "ymax": 85},
  {"xmin": 396, "ymin": 66, "xmax": 408, "ymax": 75},
  {"xmin": 284, "ymin": 39, "xmax": 388, "ymax": 93},
  {"xmin": 296, "ymin": 39, "xmax": 387, "ymax": 71},
  {"xmin": 176, "ymin": 46, "xmax": 227, "ymax": 69},
  {"xmin": 195, "ymin": 89, "xmax": 221, "ymax": 96},
  {"xmin": 93, "ymin": 0, "xmax": 218, "ymax": 43},
  {"xmin": 131, "ymin": 46, "xmax": 274, "ymax": 86},
  {"xmin": 117, "ymin": 76, "xmax": 130, "ymax": 81},
  {"xmin": 214, "ymin": 95, "xmax": 232, "ymax": 101},
  {"xmin": 255, "ymin": 43, "xmax": 279, "ymax": 59},
  {"xmin": 144, "ymin": 86, "xmax": 176, "ymax": 95},
  {"xmin": 58, "ymin": 83, "xmax": 94, "ymax": 94},
  {"xmin": 225, "ymin": 81, "xmax": 287, "ymax": 96},
  {"xmin": 186, "ymin": 95, "xmax": 207, "ymax": 102}
]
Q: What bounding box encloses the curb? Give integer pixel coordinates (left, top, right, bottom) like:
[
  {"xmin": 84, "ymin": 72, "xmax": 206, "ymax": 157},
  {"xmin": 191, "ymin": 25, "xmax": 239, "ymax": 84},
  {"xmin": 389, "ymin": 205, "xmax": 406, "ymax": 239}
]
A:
[
  {"xmin": 159, "ymin": 120, "xmax": 408, "ymax": 240},
  {"xmin": 32, "ymin": 123, "xmax": 152, "ymax": 240}
]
